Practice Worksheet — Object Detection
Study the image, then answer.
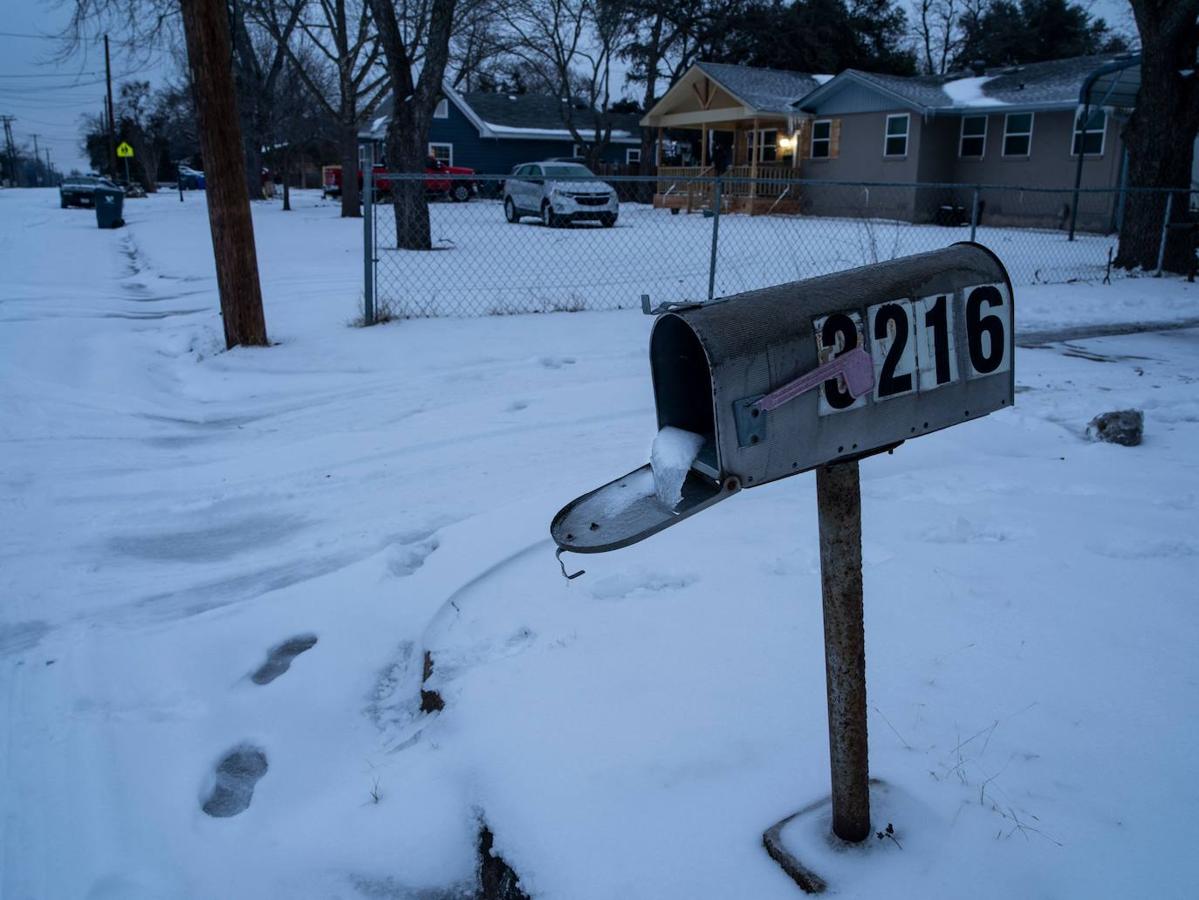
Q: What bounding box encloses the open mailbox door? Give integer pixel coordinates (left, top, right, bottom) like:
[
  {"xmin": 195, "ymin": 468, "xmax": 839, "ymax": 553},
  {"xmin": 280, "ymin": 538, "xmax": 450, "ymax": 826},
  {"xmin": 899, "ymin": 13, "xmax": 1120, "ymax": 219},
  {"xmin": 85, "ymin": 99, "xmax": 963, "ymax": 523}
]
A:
[{"xmin": 552, "ymin": 242, "xmax": 1014, "ymax": 554}]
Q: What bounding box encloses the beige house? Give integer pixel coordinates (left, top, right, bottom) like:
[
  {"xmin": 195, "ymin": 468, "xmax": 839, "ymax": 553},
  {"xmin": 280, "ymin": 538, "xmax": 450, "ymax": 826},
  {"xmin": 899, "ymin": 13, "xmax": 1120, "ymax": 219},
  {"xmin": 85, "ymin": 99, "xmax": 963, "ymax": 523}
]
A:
[{"xmin": 640, "ymin": 62, "xmax": 829, "ymax": 213}]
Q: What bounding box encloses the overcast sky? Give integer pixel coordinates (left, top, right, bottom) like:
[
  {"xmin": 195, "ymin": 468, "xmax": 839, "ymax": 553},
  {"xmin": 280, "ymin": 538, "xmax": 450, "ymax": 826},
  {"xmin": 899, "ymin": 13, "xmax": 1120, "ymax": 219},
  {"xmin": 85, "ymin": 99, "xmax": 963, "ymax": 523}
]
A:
[
  {"xmin": 0, "ymin": 1, "xmax": 1138, "ymax": 176},
  {"xmin": 0, "ymin": 2, "xmax": 177, "ymax": 175}
]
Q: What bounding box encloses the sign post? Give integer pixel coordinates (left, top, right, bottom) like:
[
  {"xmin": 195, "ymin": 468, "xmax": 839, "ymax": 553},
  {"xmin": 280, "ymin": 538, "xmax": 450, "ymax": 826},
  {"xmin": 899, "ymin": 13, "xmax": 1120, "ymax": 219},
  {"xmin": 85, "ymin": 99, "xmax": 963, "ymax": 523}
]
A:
[
  {"xmin": 117, "ymin": 141, "xmax": 134, "ymax": 187},
  {"xmin": 816, "ymin": 460, "xmax": 870, "ymax": 843}
]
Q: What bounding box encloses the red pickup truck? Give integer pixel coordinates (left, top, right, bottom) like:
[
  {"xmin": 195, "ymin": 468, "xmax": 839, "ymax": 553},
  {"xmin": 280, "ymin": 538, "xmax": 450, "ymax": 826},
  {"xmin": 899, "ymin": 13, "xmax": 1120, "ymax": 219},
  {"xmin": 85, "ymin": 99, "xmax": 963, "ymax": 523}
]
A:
[{"xmin": 322, "ymin": 159, "xmax": 477, "ymax": 202}]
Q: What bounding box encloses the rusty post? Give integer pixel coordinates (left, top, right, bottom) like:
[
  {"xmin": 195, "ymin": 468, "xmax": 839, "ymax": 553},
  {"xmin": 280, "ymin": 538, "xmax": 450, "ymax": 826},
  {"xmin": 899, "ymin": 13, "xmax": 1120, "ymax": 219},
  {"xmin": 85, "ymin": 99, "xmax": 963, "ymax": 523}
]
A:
[{"xmin": 816, "ymin": 460, "xmax": 870, "ymax": 843}]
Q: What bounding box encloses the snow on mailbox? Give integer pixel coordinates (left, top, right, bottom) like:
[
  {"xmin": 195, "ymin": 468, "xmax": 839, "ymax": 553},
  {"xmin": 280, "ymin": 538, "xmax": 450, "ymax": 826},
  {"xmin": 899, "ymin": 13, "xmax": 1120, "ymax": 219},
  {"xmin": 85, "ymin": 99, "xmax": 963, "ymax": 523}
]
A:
[{"xmin": 552, "ymin": 242, "xmax": 1014, "ymax": 554}]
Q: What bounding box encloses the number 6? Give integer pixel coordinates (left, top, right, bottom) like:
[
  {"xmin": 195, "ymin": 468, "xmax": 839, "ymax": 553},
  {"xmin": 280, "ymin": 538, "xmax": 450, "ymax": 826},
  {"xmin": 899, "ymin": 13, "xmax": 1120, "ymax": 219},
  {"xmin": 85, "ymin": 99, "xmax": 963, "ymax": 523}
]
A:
[{"xmin": 964, "ymin": 284, "xmax": 1011, "ymax": 378}]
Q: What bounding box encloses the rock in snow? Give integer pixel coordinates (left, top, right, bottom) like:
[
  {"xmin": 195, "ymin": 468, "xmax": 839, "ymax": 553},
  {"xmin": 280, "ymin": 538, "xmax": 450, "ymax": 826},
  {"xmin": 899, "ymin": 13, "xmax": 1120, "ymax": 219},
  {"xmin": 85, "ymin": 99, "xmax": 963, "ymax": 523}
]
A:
[
  {"xmin": 1087, "ymin": 409, "xmax": 1144, "ymax": 446},
  {"xmin": 650, "ymin": 426, "xmax": 706, "ymax": 510}
]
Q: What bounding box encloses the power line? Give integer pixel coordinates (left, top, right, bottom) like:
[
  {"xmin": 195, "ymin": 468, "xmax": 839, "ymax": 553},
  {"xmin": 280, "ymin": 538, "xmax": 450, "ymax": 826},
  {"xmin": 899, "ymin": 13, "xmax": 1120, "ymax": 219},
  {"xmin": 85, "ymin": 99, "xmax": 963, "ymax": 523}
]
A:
[{"xmin": 0, "ymin": 71, "xmax": 103, "ymax": 78}]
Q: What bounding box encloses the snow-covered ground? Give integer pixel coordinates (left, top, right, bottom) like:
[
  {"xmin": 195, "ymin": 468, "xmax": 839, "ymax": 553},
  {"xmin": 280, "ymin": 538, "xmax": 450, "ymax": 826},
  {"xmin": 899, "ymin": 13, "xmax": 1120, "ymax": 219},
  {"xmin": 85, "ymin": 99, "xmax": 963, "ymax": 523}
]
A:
[{"xmin": 1, "ymin": 188, "xmax": 1197, "ymax": 899}]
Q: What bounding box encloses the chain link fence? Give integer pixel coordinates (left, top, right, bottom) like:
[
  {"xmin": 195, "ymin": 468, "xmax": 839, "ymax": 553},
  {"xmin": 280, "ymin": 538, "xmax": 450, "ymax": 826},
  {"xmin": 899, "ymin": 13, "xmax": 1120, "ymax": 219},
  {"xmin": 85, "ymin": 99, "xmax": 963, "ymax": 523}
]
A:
[{"xmin": 364, "ymin": 173, "xmax": 1190, "ymax": 320}]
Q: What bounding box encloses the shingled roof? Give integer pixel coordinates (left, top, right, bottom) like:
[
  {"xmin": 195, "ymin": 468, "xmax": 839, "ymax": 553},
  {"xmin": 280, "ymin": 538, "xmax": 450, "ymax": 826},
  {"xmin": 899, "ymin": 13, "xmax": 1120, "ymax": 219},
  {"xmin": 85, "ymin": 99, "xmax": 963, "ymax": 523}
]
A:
[
  {"xmin": 694, "ymin": 61, "xmax": 829, "ymax": 114},
  {"xmin": 361, "ymin": 87, "xmax": 641, "ymax": 142},
  {"xmin": 801, "ymin": 54, "xmax": 1140, "ymax": 113},
  {"xmin": 461, "ymin": 91, "xmax": 641, "ymax": 138}
]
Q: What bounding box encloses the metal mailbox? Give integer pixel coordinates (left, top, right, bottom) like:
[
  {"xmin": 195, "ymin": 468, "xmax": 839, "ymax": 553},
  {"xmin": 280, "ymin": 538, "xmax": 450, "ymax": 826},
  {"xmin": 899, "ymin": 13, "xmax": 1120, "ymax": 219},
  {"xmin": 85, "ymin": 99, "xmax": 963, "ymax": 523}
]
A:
[{"xmin": 552, "ymin": 242, "xmax": 1014, "ymax": 554}]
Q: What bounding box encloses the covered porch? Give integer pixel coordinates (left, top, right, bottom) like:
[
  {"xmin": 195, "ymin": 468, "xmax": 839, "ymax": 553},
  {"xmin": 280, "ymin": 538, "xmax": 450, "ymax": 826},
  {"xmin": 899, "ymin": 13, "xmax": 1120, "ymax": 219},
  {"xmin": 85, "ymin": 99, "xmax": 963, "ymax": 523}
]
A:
[{"xmin": 641, "ymin": 62, "xmax": 817, "ymax": 215}]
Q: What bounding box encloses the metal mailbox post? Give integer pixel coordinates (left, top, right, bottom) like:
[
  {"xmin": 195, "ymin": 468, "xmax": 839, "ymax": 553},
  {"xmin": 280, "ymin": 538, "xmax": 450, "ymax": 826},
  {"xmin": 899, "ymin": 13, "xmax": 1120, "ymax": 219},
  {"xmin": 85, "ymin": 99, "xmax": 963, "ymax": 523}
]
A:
[{"xmin": 551, "ymin": 243, "xmax": 1015, "ymax": 890}]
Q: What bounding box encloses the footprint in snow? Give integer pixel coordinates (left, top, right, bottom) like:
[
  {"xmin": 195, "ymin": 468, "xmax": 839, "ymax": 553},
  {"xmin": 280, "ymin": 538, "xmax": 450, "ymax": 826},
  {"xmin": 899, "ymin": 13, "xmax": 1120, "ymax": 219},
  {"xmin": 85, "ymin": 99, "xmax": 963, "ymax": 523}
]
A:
[
  {"xmin": 251, "ymin": 634, "xmax": 318, "ymax": 685},
  {"xmin": 202, "ymin": 745, "xmax": 268, "ymax": 817},
  {"xmin": 538, "ymin": 355, "xmax": 576, "ymax": 369},
  {"xmin": 387, "ymin": 535, "xmax": 439, "ymax": 577}
]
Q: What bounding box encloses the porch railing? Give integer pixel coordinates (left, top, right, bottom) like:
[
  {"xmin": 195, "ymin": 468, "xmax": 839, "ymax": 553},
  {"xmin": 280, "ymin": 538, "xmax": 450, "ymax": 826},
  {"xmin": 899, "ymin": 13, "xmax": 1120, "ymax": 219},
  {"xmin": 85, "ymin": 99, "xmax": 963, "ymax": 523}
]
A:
[{"xmin": 656, "ymin": 164, "xmax": 805, "ymax": 206}]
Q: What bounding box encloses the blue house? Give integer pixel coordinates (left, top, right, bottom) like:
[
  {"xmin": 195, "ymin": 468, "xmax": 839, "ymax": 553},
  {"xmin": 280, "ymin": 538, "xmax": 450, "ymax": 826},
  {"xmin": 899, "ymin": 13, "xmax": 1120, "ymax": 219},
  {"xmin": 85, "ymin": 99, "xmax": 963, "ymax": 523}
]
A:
[{"xmin": 360, "ymin": 84, "xmax": 643, "ymax": 175}]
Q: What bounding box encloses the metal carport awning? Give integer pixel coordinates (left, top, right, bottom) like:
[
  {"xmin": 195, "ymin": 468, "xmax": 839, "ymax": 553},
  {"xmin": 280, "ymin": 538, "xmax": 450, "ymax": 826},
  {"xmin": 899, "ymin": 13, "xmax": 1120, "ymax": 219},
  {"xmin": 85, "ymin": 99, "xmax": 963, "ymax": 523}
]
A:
[{"xmin": 1069, "ymin": 54, "xmax": 1142, "ymax": 240}]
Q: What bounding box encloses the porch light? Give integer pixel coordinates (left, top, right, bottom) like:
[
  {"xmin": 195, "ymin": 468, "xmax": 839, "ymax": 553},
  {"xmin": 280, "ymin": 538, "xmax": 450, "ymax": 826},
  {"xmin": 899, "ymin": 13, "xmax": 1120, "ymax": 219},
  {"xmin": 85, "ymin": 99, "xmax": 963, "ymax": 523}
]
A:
[{"xmin": 778, "ymin": 134, "xmax": 797, "ymax": 151}]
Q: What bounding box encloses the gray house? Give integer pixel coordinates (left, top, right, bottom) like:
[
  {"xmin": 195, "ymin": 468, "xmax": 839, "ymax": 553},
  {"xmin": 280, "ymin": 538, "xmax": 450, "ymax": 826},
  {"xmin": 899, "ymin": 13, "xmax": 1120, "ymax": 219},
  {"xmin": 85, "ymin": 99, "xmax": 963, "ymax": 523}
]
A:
[
  {"xmin": 796, "ymin": 55, "xmax": 1140, "ymax": 229},
  {"xmin": 643, "ymin": 55, "xmax": 1140, "ymax": 229}
]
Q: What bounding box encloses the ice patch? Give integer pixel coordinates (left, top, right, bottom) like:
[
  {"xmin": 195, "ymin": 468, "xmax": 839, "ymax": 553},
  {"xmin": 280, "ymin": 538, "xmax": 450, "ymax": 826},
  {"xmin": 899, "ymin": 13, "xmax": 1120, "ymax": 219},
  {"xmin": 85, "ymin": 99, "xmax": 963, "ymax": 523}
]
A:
[
  {"xmin": 650, "ymin": 427, "xmax": 705, "ymax": 510},
  {"xmin": 596, "ymin": 468, "xmax": 656, "ymax": 518}
]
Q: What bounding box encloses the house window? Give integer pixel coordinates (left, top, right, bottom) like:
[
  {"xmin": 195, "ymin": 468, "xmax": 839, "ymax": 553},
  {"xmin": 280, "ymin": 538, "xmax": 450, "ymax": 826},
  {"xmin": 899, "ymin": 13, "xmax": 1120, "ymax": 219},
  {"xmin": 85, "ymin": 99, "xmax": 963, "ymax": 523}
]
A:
[
  {"xmin": 626, "ymin": 148, "xmax": 641, "ymax": 164},
  {"xmin": 959, "ymin": 115, "xmax": 987, "ymax": 158},
  {"xmin": 428, "ymin": 143, "xmax": 453, "ymax": 165},
  {"xmin": 434, "ymin": 99, "xmax": 449, "ymax": 119},
  {"xmin": 811, "ymin": 120, "xmax": 832, "ymax": 158},
  {"xmin": 748, "ymin": 128, "xmax": 778, "ymax": 162},
  {"xmin": 1072, "ymin": 108, "xmax": 1106, "ymax": 156},
  {"xmin": 884, "ymin": 114, "xmax": 909, "ymax": 157},
  {"xmin": 1003, "ymin": 113, "xmax": 1034, "ymax": 157}
]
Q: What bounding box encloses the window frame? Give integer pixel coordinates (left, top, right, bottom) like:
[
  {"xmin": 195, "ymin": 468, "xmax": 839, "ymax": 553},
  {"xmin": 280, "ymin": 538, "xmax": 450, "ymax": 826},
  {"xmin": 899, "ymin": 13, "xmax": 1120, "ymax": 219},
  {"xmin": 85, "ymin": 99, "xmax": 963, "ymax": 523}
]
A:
[
  {"xmin": 433, "ymin": 98, "xmax": 449, "ymax": 119},
  {"xmin": 748, "ymin": 128, "xmax": 779, "ymax": 163},
  {"xmin": 883, "ymin": 113, "xmax": 910, "ymax": 158},
  {"xmin": 1071, "ymin": 108, "xmax": 1106, "ymax": 157},
  {"xmin": 626, "ymin": 147, "xmax": 641, "ymax": 164},
  {"xmin": 811, "ymin": 119, "xmax": 832, "ymax": 159},
  {"xmin": 958, "ymin": 115, "xmax": 988, "ymax": 159},
  {"xmin": 1002, "ymin": 112, "xmax": 1035, "ymax": 158},
  {"xmin": 428, "ymin": 142, "xmax": 453, "ymax": 166}
]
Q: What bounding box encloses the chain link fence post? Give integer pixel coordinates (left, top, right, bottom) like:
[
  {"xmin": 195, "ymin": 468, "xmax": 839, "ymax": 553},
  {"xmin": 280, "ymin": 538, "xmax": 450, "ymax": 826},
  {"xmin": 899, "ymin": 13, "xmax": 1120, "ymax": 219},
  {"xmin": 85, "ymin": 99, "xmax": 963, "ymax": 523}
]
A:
[
  {"xmin": 969, "ymin": 187, "xmax": 980, "ymax": 243},
  {"xmin": 362, "ymin": 163, "xmax": 375, "ymax": 325},
  {"xmin": 1155, "ymin": 190, "xmax": 1174, "ymax": 278},
  {"xmin": 708, "ymin": 176, "xmax": 722, "ymax": 302}
]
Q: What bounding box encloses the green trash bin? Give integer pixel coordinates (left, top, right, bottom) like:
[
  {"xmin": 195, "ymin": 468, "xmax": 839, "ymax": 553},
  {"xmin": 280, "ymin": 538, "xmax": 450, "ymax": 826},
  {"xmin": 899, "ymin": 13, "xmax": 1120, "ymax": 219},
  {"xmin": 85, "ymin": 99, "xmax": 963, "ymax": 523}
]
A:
[{"xmin": 95, "ymin": 186, "xmax": 125, "ymax": 229}]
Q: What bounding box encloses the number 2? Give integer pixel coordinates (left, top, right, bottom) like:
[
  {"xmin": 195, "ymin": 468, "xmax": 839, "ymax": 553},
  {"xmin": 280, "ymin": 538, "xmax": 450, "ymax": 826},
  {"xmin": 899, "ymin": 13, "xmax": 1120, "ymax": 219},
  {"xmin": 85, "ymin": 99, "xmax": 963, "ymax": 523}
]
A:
[{"xmin": 867, "ymin": 300, "xmax": 916, "ymax": 401}]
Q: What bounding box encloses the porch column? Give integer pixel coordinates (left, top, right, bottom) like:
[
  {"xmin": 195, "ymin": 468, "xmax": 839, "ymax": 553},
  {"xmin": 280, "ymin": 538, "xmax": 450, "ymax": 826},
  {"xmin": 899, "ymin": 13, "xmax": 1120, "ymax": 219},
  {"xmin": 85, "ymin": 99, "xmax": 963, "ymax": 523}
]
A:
[
  {"xmin": 656, "ymin": 127, "xmax": 663, "ymax": 167},
  {"xmin": 701, "ymin": 122, "xmax": 708, "ymax": 168},
  {"xmin": 749, "ymin": 116, "xmax": 760, "ymax": 206}
]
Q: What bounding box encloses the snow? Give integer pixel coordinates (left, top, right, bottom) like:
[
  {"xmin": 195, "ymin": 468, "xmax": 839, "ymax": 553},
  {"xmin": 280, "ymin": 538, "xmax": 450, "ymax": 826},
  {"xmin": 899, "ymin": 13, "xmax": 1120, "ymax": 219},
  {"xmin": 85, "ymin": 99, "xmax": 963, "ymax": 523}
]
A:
[
  {"xmin": 1, "ymin": 187, "xmax": 1198, "ymax": 899},
  {"xmin": 479, "ymin": 121, "xmax": 636, "ymax": 141},
  {"xmin": 942, "ymin": 75, "xmax": 1007, "ymax": 107},
  {"xmin": 650, "ymin": 426, "xmax": 706, "ymax": 509}
]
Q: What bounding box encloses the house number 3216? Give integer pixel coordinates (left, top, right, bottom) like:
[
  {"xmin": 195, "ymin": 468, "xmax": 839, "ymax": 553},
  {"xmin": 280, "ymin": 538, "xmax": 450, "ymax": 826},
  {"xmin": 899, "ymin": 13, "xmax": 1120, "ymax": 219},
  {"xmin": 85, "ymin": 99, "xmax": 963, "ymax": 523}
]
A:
[{"xmin": 814, "ymin": 284, "xmax": 1011, "ymax": 416}]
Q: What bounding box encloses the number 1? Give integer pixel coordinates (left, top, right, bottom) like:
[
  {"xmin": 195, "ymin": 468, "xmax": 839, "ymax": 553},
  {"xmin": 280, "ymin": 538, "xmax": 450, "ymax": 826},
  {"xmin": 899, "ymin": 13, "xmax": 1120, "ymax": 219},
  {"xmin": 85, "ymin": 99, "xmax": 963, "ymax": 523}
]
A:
[{"xmin": 915, "ymin": 294, "xmax": 958, "ymax": 391}]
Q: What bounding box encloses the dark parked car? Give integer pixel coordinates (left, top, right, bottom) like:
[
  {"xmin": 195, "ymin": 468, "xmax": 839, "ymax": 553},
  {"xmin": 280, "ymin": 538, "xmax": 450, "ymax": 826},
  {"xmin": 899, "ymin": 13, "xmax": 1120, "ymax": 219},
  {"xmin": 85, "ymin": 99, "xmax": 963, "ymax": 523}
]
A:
[
  {"xmin": 59, "ymin": 175, "xmax": 121, "ymax": 208},
  {"xmin": 178, "ymin": 165, "xmax": 206, "ymax": 190}
]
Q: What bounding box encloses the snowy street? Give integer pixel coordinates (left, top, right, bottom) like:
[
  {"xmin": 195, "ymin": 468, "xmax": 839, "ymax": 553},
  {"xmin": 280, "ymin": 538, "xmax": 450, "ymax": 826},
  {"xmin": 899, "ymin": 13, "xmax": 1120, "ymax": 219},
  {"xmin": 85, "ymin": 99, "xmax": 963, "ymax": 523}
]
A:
[{"xmin": 2, "ymin": 187, "xmax": 1197, "ymax": 899}]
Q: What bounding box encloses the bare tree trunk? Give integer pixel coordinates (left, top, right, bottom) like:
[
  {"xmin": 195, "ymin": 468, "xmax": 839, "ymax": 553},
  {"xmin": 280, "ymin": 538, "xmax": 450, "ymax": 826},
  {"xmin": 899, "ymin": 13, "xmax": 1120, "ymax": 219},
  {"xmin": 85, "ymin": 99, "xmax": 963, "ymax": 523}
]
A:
[
  {"xmin": 339, "ymin": 121, "xmax": 361, "ymax": 218},
  {"xmin": 282, "ymin": 146, "xmax": 291, "ymax": 211},
  {"xmin": 369, "ymin": 0, "xmax": 458, "ymax": 252},
  {"xmin": 244, "ymin": 128, "xmax": 264, "ymax": 200},
  {"xmin": 180, "ymin": 0, "xmax": 269, "ymax": 349},
  {"xmin": 1115, "ymin": 0, "xmax": 1199, "ymax": 273},
  {"xmin": 638, "ymin": 14, "xmax": 663, "ymax": 177}
]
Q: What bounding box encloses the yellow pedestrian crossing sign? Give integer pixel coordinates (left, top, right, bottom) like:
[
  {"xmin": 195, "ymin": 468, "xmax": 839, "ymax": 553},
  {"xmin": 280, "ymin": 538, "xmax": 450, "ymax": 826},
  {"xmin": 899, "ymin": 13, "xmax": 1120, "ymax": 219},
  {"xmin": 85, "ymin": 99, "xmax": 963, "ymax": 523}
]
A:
[{"xmin": 117, "ymin": 142, "xmax": 134, "ymax": 158}]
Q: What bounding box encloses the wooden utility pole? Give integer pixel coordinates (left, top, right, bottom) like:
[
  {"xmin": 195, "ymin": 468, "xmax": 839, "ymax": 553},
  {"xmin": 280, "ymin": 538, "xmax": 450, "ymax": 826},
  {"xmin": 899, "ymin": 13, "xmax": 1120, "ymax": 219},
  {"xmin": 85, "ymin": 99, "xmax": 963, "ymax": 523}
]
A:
[
  {"xmin": 179, "ymin": 0, "xmax": 269, "ymax": 349},
  {"xmin": 104, "ymin": 35, "xmax": 117, "ymax": 180}
]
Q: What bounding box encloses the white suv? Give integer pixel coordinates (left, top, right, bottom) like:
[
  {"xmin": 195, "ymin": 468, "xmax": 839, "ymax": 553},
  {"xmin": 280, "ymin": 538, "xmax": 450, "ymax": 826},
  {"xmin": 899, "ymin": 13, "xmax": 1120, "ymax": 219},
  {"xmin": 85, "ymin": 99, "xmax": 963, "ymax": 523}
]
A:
[{"xmin": 503, "ymin": 162, "xmax": 619, "ymax": 228}]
